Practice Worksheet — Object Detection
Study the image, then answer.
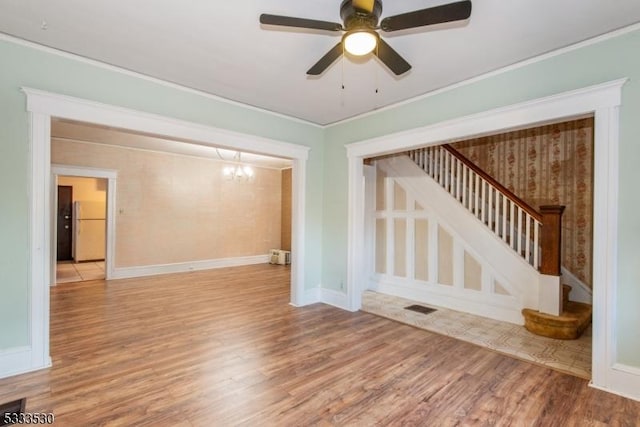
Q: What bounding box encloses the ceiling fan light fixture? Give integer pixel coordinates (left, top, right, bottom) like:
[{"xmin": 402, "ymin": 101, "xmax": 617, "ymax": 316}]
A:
[{"xmin": 343, "ymin": 29, "xmax": 378, "ymax": 56}]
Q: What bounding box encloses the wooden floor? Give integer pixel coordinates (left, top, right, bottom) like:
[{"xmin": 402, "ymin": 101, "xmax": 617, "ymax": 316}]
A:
[{"xmin": 1, "ymin": 264, "xmax": 639, "ymax": 426}]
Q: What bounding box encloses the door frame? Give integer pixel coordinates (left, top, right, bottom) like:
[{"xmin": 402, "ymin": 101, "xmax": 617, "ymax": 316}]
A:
[
  {"xmin": 346, "ymin": 79, "xmax": 636, "ymax": 399},
  {"xmin": 51, "ymin": 167, "xmax": 117, "ymax": 285},
  {"xmin": 22, "ymin": 88, "xmax": 310, "ymax": 376}
]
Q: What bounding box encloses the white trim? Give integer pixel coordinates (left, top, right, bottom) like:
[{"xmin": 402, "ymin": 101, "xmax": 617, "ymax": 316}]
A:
[
  {"xmin": 111, "ymin": 255, "xmax": 270, "ymax": 280},
  {"xmin": 561, "ymin": 266, "xmax": 593, "ymax": 304},
  {"xmin": 347, "ymin": 156, "xmax": 365, "ymax": 311},
  {"xmin": 373, "ymin": 277, "xmax": 523, "ymax": 325},
  {"xmin": 51, "ymin": 137, "xmax": 293, "ymax": 171},
  {"xmin": 24, "ymin": 88, "xmax": 310, "ymax": 161},
  {"xmin": 0, "ymin": 34, "xmax": 321, "ymax": 128},
  {"xmin": 321, "ymin": 288, "xmax": 351, "ymax": 311},
  {"xmin": 289, "ymin": 158, "xmax": 307, "ymax": 306},
  {"xmin": 591, "ymin": 363, "xmax": 640, "ymax": 402},
  {"xmin": 0, "ymin": 347, "xmax": 46, "ymax": 379},
  {"xmin": 295, "ymin": 287, "xmax": 321, "ymax": 307},
  {"xmin": 28, "ymin": 112, "xmax": 52, "ymax": 376},
  {"xmin": 346, "ymin": 79, "xmax": 626, "ymax": 398},
  {"xmin": 22, "ymin": 88, "xmax": 310, "ymax": 377},
  {"xmin": 347, "ymin": 79, "xmax": 625, "ymax": 158},
  {"xmin": 51, "ymin": 165, "xmax": 117, "ymax": 282},
  {"xmin": 295, "ymin": 286, "xmax": 351, "ymax": 311}
]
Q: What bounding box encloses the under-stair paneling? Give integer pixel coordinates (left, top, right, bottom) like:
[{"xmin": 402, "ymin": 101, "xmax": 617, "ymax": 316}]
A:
[
  {"xmin": 375, "ymin": 219, "xmax": 386, "ymax": 274},
  {"xmin": 464, "ymin": 252, "xmax": 482, "ymax": 291},
  {"xmin": 494, "ymin": 280, "xmax": 512, "ymax": 296},
  {"xmin": 414, "ymin": 219, "xmax": 429, "ymax": 281},
  {"xmin": 394, "ymin": 219, "xmax": 407, "ymax": 277},
  {"xmin": 438, "ymin": 226, "xmax": 454, "ymax": 286},
  {"xmin": 452, "ymin": 118, "xmax": 593, "ymax": 289},
  {"xmin": 371, "ymin": 155, "xmax": 540, "ymax": 325}
]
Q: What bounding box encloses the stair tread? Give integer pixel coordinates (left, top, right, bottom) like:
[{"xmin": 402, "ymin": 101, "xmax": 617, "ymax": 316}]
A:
[{"xmin": 522, "ymin": 302, "xmax": 592, "ymax": 340}]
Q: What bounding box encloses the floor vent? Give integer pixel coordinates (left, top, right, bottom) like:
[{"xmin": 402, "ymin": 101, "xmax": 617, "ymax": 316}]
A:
[{"xmin": 404, "ymin": 304, "xmax": 437, "ymax": 315}]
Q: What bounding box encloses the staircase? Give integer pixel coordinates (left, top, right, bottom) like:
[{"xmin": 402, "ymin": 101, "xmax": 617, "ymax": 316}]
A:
[{"xmin": 369, "ymin": 144, "xmax": 591, "ymax": 337}]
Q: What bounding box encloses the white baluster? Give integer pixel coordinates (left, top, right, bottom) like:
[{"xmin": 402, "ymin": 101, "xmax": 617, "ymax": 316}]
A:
[
  {"xmin": 481, "ymin": 179, "xmax": 486, "ymax": 224},
  {"xmin": 444, "ymin": 151, "xmax": 451, "ymax": 194},
  {"xmin": 422, "ymin": 149, "xmax": 427, "ymax": 170},
  {"xmin": 487, "ymin": 185, "xmax": 493, "ymax": 228},
  {"xmin": 493, "ymin": 191, "xmax": 500, "ymax": 235},
  {"xmin": 430, "ymin": 147, "xmax": 436, "ymax": 178},
  {"xmin": 474, "ymin": 173, "xmax": 480, "ymax": 217},
  {"xmin": 533, "ymin": 220, "xmax": 540, "ymax": 270},
  {"xmin": 457, "ymin": 160, "xmax": 462, "ymax": 202},
  {"xmin": 510, "ymin": 202, "xmax": 515, "ymax": 249},
  {"xmin": 525, "ymin": 214, "xmax": 532, "ymax": 265},
  {"xmin": 502, "ymin": 195, "xmax": 508, "ymax": 241},
  {"xmin": 439, "ymin": 148, "xmax": 445, "ymax": 186},
  {"xmin": 462, "ymin": 164, "xmax": 468, "ymax": 209},
  {"xmin": 517, "ymin": 208, "xmax": 523, "ymax": 258}
]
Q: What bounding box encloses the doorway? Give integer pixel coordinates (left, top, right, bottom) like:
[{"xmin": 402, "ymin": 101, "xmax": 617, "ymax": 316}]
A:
[
  {"xmin": 345, "ymin": 80, "xmax": 625, "ymax": 395},
  {"xmin": 55, "ymin": 176, "xmax": 108, "ymax": 284},
  {"xmin": 51, "ymin": 165, "xmax": 117, "ymax": 288},
  {"xmin": 22, "ymin": 88, "xmax": 309, "ymax": 380}
]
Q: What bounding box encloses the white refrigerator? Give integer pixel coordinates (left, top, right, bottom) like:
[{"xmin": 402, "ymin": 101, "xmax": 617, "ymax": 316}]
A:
[{"xmin": 73, "ymin": 200, "xmax": 106, "ymax": 262}]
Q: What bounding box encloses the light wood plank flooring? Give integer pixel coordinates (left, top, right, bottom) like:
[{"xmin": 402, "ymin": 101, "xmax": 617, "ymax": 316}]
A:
[{"xmin": 1, "ymin": 264, "xmax": 638, "ymax": 426}]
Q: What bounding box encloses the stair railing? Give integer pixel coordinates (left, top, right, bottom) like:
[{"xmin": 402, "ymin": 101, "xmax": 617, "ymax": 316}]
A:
[{"xmin": 408, "ymin": 145, "xmax": 564, "ymax": 272}]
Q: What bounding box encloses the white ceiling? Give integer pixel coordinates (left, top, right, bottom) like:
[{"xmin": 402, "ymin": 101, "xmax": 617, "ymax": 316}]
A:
[
  {"xmin": 2, "ymin": 1, "xmax": 640, "ymax": 125},
  {"xmin": 51, "ymin": 120, "xmax": 293, "ymax": 170}
]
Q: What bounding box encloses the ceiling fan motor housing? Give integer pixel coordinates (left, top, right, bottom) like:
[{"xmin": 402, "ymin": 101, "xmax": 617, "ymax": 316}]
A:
[{"xmin": 340, "ymin": 0, "xmax": 383, "ymax": 30}]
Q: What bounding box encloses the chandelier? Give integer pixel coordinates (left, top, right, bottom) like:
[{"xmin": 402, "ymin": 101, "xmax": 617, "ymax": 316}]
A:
[{"xmin": 222, "ymin": 151, "xmax": 254, "ymax": 181}]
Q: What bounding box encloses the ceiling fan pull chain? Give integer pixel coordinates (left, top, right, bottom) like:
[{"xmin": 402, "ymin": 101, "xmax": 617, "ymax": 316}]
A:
[
  {"xmin": 340, "ymin": 44, "xmax": 346, "ymax": 106},
  {"xmin": 375, "ymin": 43, "xmax": 379, "ymax": 95},
  {"xmin": 341, "ymin": 43, "xmax": 345, "ymax": 90}
]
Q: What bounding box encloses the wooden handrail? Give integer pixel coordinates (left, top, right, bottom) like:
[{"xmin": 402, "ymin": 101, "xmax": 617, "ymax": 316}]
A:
[{"xmin": 442, "ymin": 144, "xmax": 542, "ymax": 222}]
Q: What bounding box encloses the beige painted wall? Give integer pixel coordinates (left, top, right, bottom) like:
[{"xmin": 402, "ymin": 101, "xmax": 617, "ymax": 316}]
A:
[
  {"xmin": 52, "ymin": 139, "xmax": 282, "ymax": 268},
  {"xmin": 57, "ymin": 176, "xmax": 107, "ymax": 203}
]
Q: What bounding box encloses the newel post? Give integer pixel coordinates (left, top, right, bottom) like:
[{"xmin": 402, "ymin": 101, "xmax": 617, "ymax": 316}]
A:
[{"xmin": 539, "ymin": 205, "xmax": 565, "ymax": 276}]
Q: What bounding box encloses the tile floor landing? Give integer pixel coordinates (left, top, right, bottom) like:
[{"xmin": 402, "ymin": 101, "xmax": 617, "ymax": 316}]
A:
[
  {"xmin": 361, "ymin": 290, "xmax": 591, "ymax": 379},
  {"xmin": 56, "ymin": 261, "xmax": 105, "ymax": 284}
]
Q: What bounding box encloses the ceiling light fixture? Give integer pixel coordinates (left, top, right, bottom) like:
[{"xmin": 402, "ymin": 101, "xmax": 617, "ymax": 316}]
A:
[
  {"xmin": 222, "ymin": 152, "xmax": 255, "ymax": 181},
  {"xmin": 343, "ymin": 29, "xmax": 378, "ymax": 56}
]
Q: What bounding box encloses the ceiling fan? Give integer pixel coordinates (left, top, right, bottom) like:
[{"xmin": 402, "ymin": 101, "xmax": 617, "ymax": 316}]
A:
[{"xmin": 260, "ymin": 0, "xmax": 472, "ymax": 76}]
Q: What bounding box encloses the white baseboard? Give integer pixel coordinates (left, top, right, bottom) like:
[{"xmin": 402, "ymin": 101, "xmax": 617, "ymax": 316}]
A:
[
  {"xmin": 291, "ymin": 286, "xmax": 349, "ymax": 311},
  {"xmin": 590, "ymin": 363, "xmax": 640, "ymax": 402},
  {"xmin": 320, "ymin": 288, "xmax": 350, "ymax": 311},
  {"xmin": 0, "ymin": 346, "xmax": 51, "ymax": 379},
  {"xmin": 296, "ymin": 287, "xmax": 320, "ymax": 306},
  {"xmin": 373, "ymin": 278, "xmax": 524, "ymax": 325},
  {"xmin": 111, "ymin": 254, "xmax": 270, "ymax": 279},
  {"xmin": 561, "ymin": 266, "xmax": 593, "ymax": 304}
]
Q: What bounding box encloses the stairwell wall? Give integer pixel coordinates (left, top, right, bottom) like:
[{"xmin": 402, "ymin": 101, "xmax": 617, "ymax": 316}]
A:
[{"xmin": 452, "ymin": 118, "xmax": 594, "ymax": 289}]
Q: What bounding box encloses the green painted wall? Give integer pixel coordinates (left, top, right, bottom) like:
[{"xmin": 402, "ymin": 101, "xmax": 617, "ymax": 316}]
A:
[
  {"xmin": 2, "ymin": 28, "xmax": 640, "ymax": 369},
  {"xmin": 324, "ymin": 29, "xmax": 640, "ymax": 367},
  {"xmin": 0, "ymin": 39, "xmax": 324, "ymax": 349}
]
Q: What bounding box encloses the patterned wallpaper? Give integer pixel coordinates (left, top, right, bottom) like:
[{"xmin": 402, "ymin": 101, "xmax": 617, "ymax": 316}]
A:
[{"xmin": 452, "ymin": 118, "xmax": 594, "ymax": 288}]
